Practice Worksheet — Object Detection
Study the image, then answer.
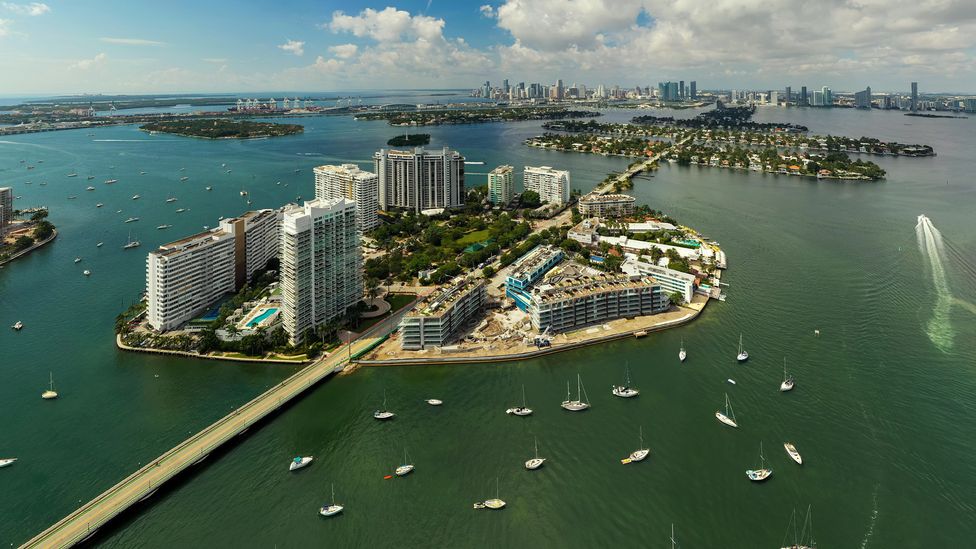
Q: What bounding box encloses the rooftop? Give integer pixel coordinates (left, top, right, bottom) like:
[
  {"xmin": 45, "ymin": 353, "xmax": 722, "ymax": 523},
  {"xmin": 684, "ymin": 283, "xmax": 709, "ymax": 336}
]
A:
[
  {"xmin": 407, "ymin": 277, "xmax": 484, "ymax": 318},
  {"xmin": 532, "ymin": 269, "xmax": 661, "ymax": 303},
  {"xmin": 154, "ymin": 228, "xmax": 231, "ymax": 258},
  {"xmin": 509, "ymin": 245, "xmax": 563, "ymax": 282},
  {"xmin": 579, "ymin": 193, "xmax": 636, "ymax": 204}
]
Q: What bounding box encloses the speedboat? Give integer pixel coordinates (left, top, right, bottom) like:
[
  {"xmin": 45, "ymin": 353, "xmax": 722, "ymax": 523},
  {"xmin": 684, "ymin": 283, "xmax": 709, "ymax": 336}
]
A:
[
  {"xmin": 83, "ymin": 270, "xmax": 91, "ymax": 276},
  {"xmin": 157, "ymin": 225, "xmax": 172, "ymax": 230},
  {"xmin": 506, "ymin": 406, "xmax": 533, "ymax": 416},
  {"xmin": 784, "ymin": 442, "xmax": 803, "ymax": 465},
  {"xmin": 105, "ymin": 179, "xmax": 118, "ymax": 184},
  {"xmin": 176, "ymin": 208, "xmax": 187, "ymax": 213},
  {"xmin": 166, "ymin": 197, "xmax": 177, "ymax": 203},
  {"xmin": 425, "ymin": 399, "xmax": 443, "ymax": 406},
  {"xmin": 74, "ymin": 257, "xmax": 82, "ymax": 263},
  {"xmin": 86, "ymin": 186, "xmax": 95, "ymax": 191},
  {"xmin": 612, "ymin": 385, "xmax": 639, "ymax": 398},
  {"xmin": 289, "ymin": 456, "xmax": 313, "ymax": 471},
  {"xmin": 96, "ymin": 203, "xmax": 103, "ymax": 208},
  {"xmin": 131, "ymin": 195, "xmax": 140, "ymax": 200},
  {"xmin": 12, "ymin": 321, "xmax": 23, "ymax": 330},
  {"xmin": 66, "ymin": 173, "xmax": 78, "ymax": 178},
  {"xmin": 96, "ymin": 242, "xmax": 104, "ymax": 247},
  {"xmin": 0, "ymin": 458, "xmax": 16, "ymax": 468},
  {"xmin": 205, "ymin": 186, "xmax": 213, "ymax": 191},
  {"xmin": 180, "ymin": 176, "xmax": 189, "ymax": 181},
  {"xmin": 373, "ymin": 410, "xmax": 395, "ymax": 420},
  {"xmin": 124, "ymin": 217, "xmax": 139, "ymax": 223},
  {"xmin": 481, "ymin": 499, "xmax": 506, "ymax": 510},
  {"xmin": 87, "ymin": 175, "xmax": 95, "ymax": 180}
]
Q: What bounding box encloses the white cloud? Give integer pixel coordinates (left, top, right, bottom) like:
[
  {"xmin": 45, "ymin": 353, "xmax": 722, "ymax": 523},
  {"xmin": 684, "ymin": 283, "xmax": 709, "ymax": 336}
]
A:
[
  {"xmin": 479, "ymin": 4, "xmax": 494, "ymax": 17},
  {"xmin": 278, "ymin": 39, "xmax": 305, "ymax": 56},
  {"xmin": 100, "ymin": 37, "xmax": 165, "ymax": 46},
  {"xmin": 328, "ymin": 43, "xmax": 358, "ymax": 59},
  {"xmin": 2, "ymin": 2, "xmax": 50, "ymax": 16},
  {"xmin": 0, "ymin": 18, "xmax": 10, "ymax": 37},
  {"xmin": 70, "ymin": 52, "xmax": 106, "ymax": 70},
  {"xmin": 328, "ymin": 7, "xmax": 444, "ymax": 42},
  {"xmin": 495, "ymin": 0, "xmax": 641, "ymax": 51}
]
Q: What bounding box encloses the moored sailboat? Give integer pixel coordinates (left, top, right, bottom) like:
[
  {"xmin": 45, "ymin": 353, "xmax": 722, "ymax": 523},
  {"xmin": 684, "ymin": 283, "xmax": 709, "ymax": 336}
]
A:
[
  {"xmin": 612, "ymin": 365, "xmax": 639, "ymax": 398},
  {"xmin": 319, "ymin": 483, "xmax": 343, "ymax": 517},
  {"xmin": 525, "ymin": 436, "xmax": 545, "ymax": 470},
  {"xmin": 746, "ymin": 441, "xmax": 772, "ymax": 481},
  {"xmin": 715, "ymin": 393, "xmax": 737, "ymax": 427},
  {"xmin": 780, "ymin": 358, "xmax": 795, "ymax": 392},
  {"xmin": 736, "ymin": 333, "xmax": 749, "ymax": 362},
  {"xmin": 373, "ymin": 390, "xmax": 395, "ymax": 420},
  {"xmin": 561, "ymin": 374, "xmax": 590, "ymax": 411},
  {"xmin": 621, "ymin": 426, "xmax": 650, "ymax": 464},
  {"xmin": 506, "ymin": 384, "xmax": 533, "ymax": 416}
]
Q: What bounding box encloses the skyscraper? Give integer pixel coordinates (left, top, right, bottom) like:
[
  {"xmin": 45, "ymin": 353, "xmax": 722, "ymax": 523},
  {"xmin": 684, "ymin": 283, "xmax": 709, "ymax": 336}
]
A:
[
  {"xmin": 0, "ymin": 186, "xmax": 12, "ymax": 233},
  {"xmin": 854, "ymin": 86, "xmax": 872, "ymax": 109},
  {"xmin": 373, "ymin": 147, "xmax": 465, "ymax": 213},
  {"xmin": 785, "ymin": 86, "xmax": 792, "ymax": 106},
  {"xmin": 689, "ymin": 81, "xmax": 697, "ymax": 100},
  {"xmin": 679, "ymin": 80, "xmax": 685, "ymax": 100},
  {"xmin": 487, "ymin": 165, "xmax": 514, "ymax": 205},
  {"xmin": 658, "ymin": 81, "xmax": 680, "ymax": 102},
  {"xmin": 524, "ymin": 166, "xmax": 570, "ymax": 206},
  {"xmin": 822, "ymin": 87, "xmax": 833, "ymax": 106},
  {"xmin": 482, "ymin": 81, "xmax": 491, "ymax": 98},
  {"xmin": 313, "ymin": 164, "xmax": 379, "ymax": 232},
  {"xmin": 280, "ymin": 198, "xmax": 362, "ymax": 345},
  {"xmin": 911, "ymin": 81, "xmax": 918, "ymax": 111},
  {"xmin": 800, "ymin": 86, "xmax": 808, "ymax": 106}
]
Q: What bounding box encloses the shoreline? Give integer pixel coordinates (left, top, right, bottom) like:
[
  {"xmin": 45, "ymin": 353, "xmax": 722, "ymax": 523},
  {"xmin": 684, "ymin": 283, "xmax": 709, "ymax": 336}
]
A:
[
  {"xmin": 115, "ymin": 333, "xmax": 310, "ymax": 364},
  {"xmin": 0, "ymin": 228, "xmax": 58, "ymax": 267}
]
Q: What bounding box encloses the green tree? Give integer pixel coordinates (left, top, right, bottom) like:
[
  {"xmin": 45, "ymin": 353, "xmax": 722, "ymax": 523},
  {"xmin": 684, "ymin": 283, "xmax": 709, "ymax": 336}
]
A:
[
  {"xmin": 669, "ymin": 291, "xmax": 685, "ymax": 305},
  {"xmin": 12, "ymin": 235, "xmax": 34, "ymax": 252},
  {"xmin": 197, "ymin": 329, "xmax": 221, "ymax": 353},
  {"xmin": 30, "ymin": 209, "xmax": 48, "ymax": 222},
  {"xmin": 521, "ymin": 190, "xmax": 541, "ymax": 208},
  {"xmin": 482, "ymin": 265, "xmax": 495, "ymax": 278}
]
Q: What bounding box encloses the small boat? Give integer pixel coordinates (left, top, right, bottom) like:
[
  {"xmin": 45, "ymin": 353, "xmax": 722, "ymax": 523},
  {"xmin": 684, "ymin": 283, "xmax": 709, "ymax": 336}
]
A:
[
  {"xmin": 395, "ymin": 449, "xmax": 414, "ymax": 476},
  {"xmin": 42, "ymin": 372, "xmax": 58, "ymax": 400},
  {"xmin": 116, "ymin": 210, "xmax": 123, "ymax": 213},
  {"xmin": 123, "ymin": 233, "xmax": 141, "ymax": 249},
  {"xmin": 12, "ymin": 321, "xmax": 23, "ymax": 330},
  {"xmin": 67, "ymin": 196, "xmax": 77, "ymax": 200},
  {"xmin": 83, "ymin": 270, "xmax": 91, "ymax": 276},
  {"xmin": 180, "ymin": 176, "xmax": 189, "ymax": 181},
  {"xmin": 622, "ymin": 426, "xmax": 650, "ymax": 464},
  {"xmin": 373, "ymin": 390, "xmax": 395, "ymax": 420},
  {"xmin": 736, "ymin": 334, "xmax": 749, "ymax": 362},
  {"xmin": 87, "ymin": 175, "xmax": 95, "ymax": 180},
  {"xmin": 96, "ymin": 203, "xmax": 103, "ymax": 208},
  {"xmin": 240, "ymin": 190, "xmax": 248, "ymax": 197},
  {"xmin": 140, "ymin": 171, "xmax": 147, "ymax": 175},
  {"xmin": 780, "ymin": 505, "xmax": 816, "ymax": 549},
  {"xmin": 0, "ymin": 458, "xmax": 17, "ymax": 468},
  {"xmin": 86, "ymin": 186, "xmax": 95, "ymax": 191},
  {"xmin": 74, "ymin": 257, "xmax": 82, "ymax": 263},
  {"xmin": 425, "ymin": 399, "xmax": 443, "ymax": 406},
  {"xmin": 105, "ymin": 179, "xmax": 118, "ymax": 184},
  {"xmin": 124, "ymin": 217, "xmax": 139, "ymax": 223},
  {"xmin": 679, "ymin": 338, "xmax": 687, "ymax": 362},
  {"xmin": 319, "ymin": 483, "xmax": 343, "ymax": 517},
  {"xmin": 727, "ymin": 378, "xmax": 736, "ymax": 385},
  {"xmin": 474, "ymin": 478, "xmax": 506, "ymax": 510},
  {"xmin": 780, "ymin": 358, "xmax": 795, "ymax": 392},
  {"xmin": 784, "ymin": 442, "xmax": 803, "ymax": 465},
  {"xmin": 506, "ymin": 385, "xmax": 533, "ymax": 416},
  {"xmin": 206, "ymin": 186, "xmax": 212, "ymax": 191},
  {"xmin": 131, "ymin": 195, "xmax": 140, "ymax": 200},
  {"xmin": 813, "ymin": 329, "xmax": 820, "ymax": 336},
  {"xmin": 746, "ymin": 441, "xmax": 772, "ymax": 481},
  {"xmin": 525, "ymin": 436, "xmax": 545, "ymax": 470},
  {"xmin": 66, "ymin": 173, "xmax": 78, "ymax": 178},
  {"xmin": 176, "ymin": 208, "xmax": 187, "ymax": 213},
  {"xmin": 716, "ymin": 393, "xmax": 738, "ymax": 428},
  {"xmin": 561, "ymin": 374, "xmax": 590, "ymax": 411},
  {"xmin": 612, "ymin": 365, "xmax": 639, "ymax": 398},
  {"xmin": 96, "ymin": 242, "xmax": 103, "ymax": 247},
  {"xmin": 157, "ymin": 224, "xmax": 172, "ymax": 230},
  {"xmin": 289, "ymin": 456, "xmax": 313, "ymax": 471},
  {"xmin": 633, "ymin": 330, "xmax": 647, "ymax": 338},
  {"xmin": 166, "ymin": 197, "xmax": 177, "ymax": 203}
]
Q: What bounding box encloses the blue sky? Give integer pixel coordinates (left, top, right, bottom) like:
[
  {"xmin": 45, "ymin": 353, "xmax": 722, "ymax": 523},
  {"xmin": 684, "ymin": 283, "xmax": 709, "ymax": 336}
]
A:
[{"xmin": 1, "ymin": 0, "xmax": 975, "ymax": 95}]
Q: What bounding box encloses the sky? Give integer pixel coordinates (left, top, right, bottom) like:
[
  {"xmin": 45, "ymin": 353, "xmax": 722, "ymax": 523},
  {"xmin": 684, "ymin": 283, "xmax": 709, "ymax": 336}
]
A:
[{"xmin": 1, "ymin": 0, "xmax": 975, "ymax": 96}]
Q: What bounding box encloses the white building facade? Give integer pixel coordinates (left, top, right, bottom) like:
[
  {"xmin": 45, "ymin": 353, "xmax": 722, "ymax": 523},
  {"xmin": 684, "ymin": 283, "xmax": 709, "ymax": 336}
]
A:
[
  {"xmin": 487, "ymin": 165, "xmax": 514, "ymax": 205},
  {"xmin": 524, "ymin": 166, "xmax": 570, "ymax": 206},
  {"xmin": 313, "ymin": 164, "xmax": 380, "ymax": 232},
  {"xmin": 374, "ymin": 147, "xmax": 465, "ymax": 212},
  {"xmin": 0, "ymin": 187, "xmax": 12, "ymax": 232}
]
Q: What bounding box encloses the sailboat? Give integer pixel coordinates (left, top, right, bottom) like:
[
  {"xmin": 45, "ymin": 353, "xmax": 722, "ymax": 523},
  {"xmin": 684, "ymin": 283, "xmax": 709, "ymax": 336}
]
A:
[
  {"xmin": 780, "ymin": 358, "xmax": 795, "ymax": 392},
  {"xmin": 524, "ymin": 436, "xmax": 545, "ymax": 470},
  {"xmin": 746, "ymin": 441, "xmax": 772, "ymax": 481},
  {"xmin": 395, "ymin": 449, "xmax": 415, "ymax": 476},
  {"xmin": 319, "ymin": 483, "xmax": 343, "ymax": 517},
  {"xmin": 784, "ymin": 442, "xmax": 803, "ymax": 465},
  {"xmin": 561, "ymin": 374, "xmax": 590, "ymax": 411},
  {"xmin": 474, "ymin": 478, "xmax": 506, "ymax": 510},
  {"xmin": 506, "ymin": 384, "xmax": 533, "ymax": 416},
  {"xmin": 715, "ymin": 393, "xmax": 738, "ymax": 427},
  {"xmin": 122, "ymin": 232, "xmax": 141, "ymax": 249},
  {"xmin": 621, "ymin": 426, "xmax": 650, "ymax": 464},
  {"xmin": 612, "ymin": 365, "xmax": 639, "ymax": 398},
  {"xmin": 779, "ymin": 505, "xmax": 816, "ymax": 549},
  {"xmin": 736, "ymin": 334, "xmax": 749, "ymax": 362},
  {"xmin": 373, "ymin": 390, "xmax": 395, "ymax": 420},
  {"xmin": 679, "ymin": 338, "xmax": 687, "ymax": 362},
  {"xmin": 0, "ymin": 458, "xmax": 17, "ymax": 468},
  {"xmin": 41, "ymin": 372, "xmax": 58, "ymax": 400}
]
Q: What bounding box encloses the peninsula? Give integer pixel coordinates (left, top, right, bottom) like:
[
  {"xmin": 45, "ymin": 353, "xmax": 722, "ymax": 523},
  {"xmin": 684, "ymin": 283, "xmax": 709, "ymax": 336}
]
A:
[{"xmin": 139, "ymin": 119, "xmax": 304, "ymax": 139}]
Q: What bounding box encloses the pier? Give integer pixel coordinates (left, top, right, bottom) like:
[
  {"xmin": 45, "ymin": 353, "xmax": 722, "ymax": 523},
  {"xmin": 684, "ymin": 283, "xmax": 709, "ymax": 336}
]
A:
[{"xmin": 21, "ymin": 308, "xmax": 411, "ymax": 548}]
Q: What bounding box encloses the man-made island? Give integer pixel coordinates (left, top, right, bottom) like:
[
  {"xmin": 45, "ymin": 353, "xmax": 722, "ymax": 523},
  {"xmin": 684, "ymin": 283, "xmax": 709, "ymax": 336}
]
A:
[
  {"xmin": 140, "ymin": 119, "xmax": 304, "ymax": 139},
  {"xmin": 355, "ymin": 107, "xmax": 601, "ymax": 126},
  {"xmin": 387, "ymin": 133, "xmax": 431, "ymax": 146}
]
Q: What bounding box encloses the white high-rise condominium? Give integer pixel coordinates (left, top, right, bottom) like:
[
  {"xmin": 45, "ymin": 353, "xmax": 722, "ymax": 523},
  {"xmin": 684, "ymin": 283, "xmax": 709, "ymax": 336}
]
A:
[
  {"xmin": 373, "ymin": 147, "xmax": 465, "ymax": 212},
  {"xmin": 313, "ymin": 164, "xmax": 379, "ymax": 232},
  {"xmin": 0, "ymin": 187, "xmax": 12, "ymax": 232},
  {"xmin": 523, "ymin": 166, "xmax": 571, "ymax": 206},
  {"xmin": 280, "ymin": 198, "xmax": 362, "ymax": 345},
  {"xmin": 487, "ymin": 165, "xmax": 514, "ymax": 205}
]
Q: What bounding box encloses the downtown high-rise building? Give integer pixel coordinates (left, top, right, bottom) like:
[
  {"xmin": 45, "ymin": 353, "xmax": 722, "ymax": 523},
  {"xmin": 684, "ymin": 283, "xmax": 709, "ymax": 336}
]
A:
[
  {"xmin": 0, "ymin": 186, "xmax": 12, "ymax": 232},
  {"xmin": 524, "ymin": 166, "xmax": 570, "ymax": 206},
  {"xmin": 679, "ymin": 80, "xmax": 685, "ymax": 100},
  {"xmin": 800, "ymin": 86, "xmax": 808, "ymax": 106},
  {"xmin": 280, "ymin": 198, "xmax": 362, "ymax": 345},
  {"xmin": 487, "ymin": 165, "xmax": 514, "ymax": 205},
  {"xmin": 911, "ymin": 81, "xmax": 919, "ymax": 111},
  {"xmin": 821, "ymin": 87, "xmax": 833, "ymax": 106},
  {"xmin": 313, "ymin": 163, "xmax": 379, "ymax": 232},
  {"xmin": 785, "ymin": 86, "xmax": 792, "ymax": 105},
  {"xmin": 658, "ymin": 81, "xmax": 680, "ymax": 102},
  {"xmin": 689, "ymin": 81, "xmax": 697, "ymax": 100},
  {"xmin": 373, "ymin": 147, "xmax": 465, "ymax": 213},
  {"xmin": 854, "ymin": 86, "xmax": 872, "ymax": 109}
]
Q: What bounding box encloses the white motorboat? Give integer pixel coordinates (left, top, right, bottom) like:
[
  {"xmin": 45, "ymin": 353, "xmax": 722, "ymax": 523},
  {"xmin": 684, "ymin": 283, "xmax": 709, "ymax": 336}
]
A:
[
  {"xmin": 96, "ymin": 242, "xmax": 103, "ymax": 247},
  {"xmin": 74, "ymin": 257, "xmax": 82, "ymax": 263},
  {"xmin": 86, "ymin": 186, "xmax": 95, "ymax": 191},
  {"xmin": 319, "ymin": 484, "xmax": 343, "ymax": 517},
  {"xmin": 425, "ymin": 398, "xmax": 443, "ymax": 406},
  {"xmin": 506, "ymin": 385, "xmax": 533, "ymax": 416},
  {"xmin": 83, "ymin": 270, "xmax": 91, "ymax": 276},
  {"xmin": 784, "ymin": 442, "xmax": 803, "ymax": 465},
  {"xmin": 176, "ymin": 208, "xmax": 187, "ymax": 213},
  {"xmin": 474, "ymin": 478, "xmax": 506, "ymax": 510},
  {"xmin": 373, "ymin": 390, "xmax": 395, "ymax": 420},
  {"xmin": 612, "ymin": 365, "xmax": 639, "ymax": 398},
  {"xmin": 395, "ymin": 449, "xmax": 414, "ymax": 476},
  {"xmin": 96, "ymin": 203, "xmax": 103, "ymax": 208},
  {"xmin": 105, "ymin": 179, "xmax": 118, "ymax": 184},
  {"xmin": 206, "ymin": 186, "xmax": 213, "ymax": 191},
  {"xmin": 679, "ymin": 338, "xmax": 687, "ymax": 362},
  {"xmin": 716, "ymin": 393, "xmax": 738, "ymax": 428},
  {"xmin": 736, "ymin": 334, "xmax": 749, "ymax": 362},
  {"xmin": 289, "ymin": 455, "xmax": 313, "ymax": 471},
  {"xmin": 561, "ymin": 374, "xmax": 590, "ymax": 411},
  {"xmin": 0, "ymin": 458, "xmax": 17, "ymax": 468},
  {"xmin": 180, "ymin": 176, "xmax": 189, "ymax": 181},
  {"xmin": 12, "ymin": 321, "xmax": 24, "ymax": 330},
  {"xmin": 780, "ymin": 358, "xmax": 795, "ymax": 392},
  {"xmin": 157, "ymin": 224, "xmax": 172, "ymax": 230},
  {"xmin": 66, "ymin": 173, "xmax": 78, "ymax": 178},
  {"xmin": 746, "ymin": 441, "xmax": 772, "ymax": 481},
  {"xmin": 727, "ymin": 378, "xmax": 736, "ymax": 385},
  {"xmin": 166, "ymin": 197, "xmax": 177, "ymax": 203},
  {"xmin": 622, "ymin": 426, "xmax": 650, "ymax": 464},
  {"xmin": 41, "ymin": 372, "xmax": 58, "ymax": 400},
  {"xmin": 131, "ymin": 195, "xmax": 140, "ymax": 200},
  {"xmin": 525, "ymin": 436, "xmax": 545, "ymax": 470},
  {"xmin": 124, "ymin": 217, "xmax": 139, "ymax": 223}
]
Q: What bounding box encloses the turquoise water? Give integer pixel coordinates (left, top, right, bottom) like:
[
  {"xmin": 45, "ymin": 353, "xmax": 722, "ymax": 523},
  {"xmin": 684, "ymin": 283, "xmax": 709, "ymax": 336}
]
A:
[
  {"xmin": 246, "ymin": 307, "xmax": 278, "ymax": 328},
  {"xmin": 1, "ymin": 102, "xmax": 975, "ymax": 547}
]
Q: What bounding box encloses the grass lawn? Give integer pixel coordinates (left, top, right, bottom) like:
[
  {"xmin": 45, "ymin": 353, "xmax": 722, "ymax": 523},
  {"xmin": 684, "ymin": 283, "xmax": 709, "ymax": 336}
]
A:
[
  {"xmin": 355, "ymin": 293, "xmax": 417, "ymax": 332},
  {"xmin": 456, "ymin": 229, "xmax": 490, "ymax": 246}
]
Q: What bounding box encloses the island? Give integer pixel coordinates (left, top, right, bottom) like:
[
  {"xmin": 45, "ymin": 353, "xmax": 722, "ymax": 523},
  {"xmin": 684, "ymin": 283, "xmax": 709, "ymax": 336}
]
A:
[
  {"xmin": 0, "ymin": 208, "xmax": 57, "ymax": 266},
  {"xmin": 140, "ymin": 119, "xmax": 304, "ymax": 139},
  {"xmin": 355, "ymin": 107, "xmax": 602, "ymax": 126},
  {"xmin": 387, "ymin": 133, "xmax": 431, "ymax": 146}
]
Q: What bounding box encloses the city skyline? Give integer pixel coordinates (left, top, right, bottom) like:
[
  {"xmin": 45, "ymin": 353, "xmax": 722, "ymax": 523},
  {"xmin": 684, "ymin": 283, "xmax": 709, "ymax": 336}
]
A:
[{"xmin": 2, "ymin": 0, "xmax": 976, "ymax": 95}]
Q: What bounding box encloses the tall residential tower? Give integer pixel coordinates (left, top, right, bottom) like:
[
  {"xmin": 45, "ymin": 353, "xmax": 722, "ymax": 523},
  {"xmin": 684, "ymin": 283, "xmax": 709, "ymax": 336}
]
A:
[
  {"xmin": 487, "ymin": 165, "xmax": 514, "ymax": 205},
  {"xmin": 374, "ymin": 147, "xmax": 465, "ymax": 213},
  {"xmin": 313, "ymin": 163, "xmax": 379, "ymax": 232}
]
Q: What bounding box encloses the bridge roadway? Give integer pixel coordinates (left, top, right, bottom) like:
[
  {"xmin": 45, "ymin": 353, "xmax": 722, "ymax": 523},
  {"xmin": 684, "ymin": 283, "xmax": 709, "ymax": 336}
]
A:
[{"xmin": 22, "ymin": 310, "xmax": 409, "ymax": 548}]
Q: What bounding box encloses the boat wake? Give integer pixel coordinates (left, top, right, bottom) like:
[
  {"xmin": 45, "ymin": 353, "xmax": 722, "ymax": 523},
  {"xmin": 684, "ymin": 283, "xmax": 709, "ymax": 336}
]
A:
[
  {"xmin": 915, "ymin": 214, "xmax": 953, "ymax": 352},
  {"xmin": 859, "ymin": 483, "xmax": 880, "ymax": 549}
]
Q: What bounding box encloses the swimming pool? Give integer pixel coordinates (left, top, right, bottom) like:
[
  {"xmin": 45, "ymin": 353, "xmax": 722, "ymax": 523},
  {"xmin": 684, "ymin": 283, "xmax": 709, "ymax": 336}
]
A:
[{"xmin": 246, "ymin": 307, "xmax": 279, "ymax": 328}]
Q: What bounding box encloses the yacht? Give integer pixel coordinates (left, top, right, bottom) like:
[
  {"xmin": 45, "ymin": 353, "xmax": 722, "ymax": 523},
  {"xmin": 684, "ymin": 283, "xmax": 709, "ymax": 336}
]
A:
[
  {"xmin": 561, "ymin": 374, "xmax": 590, "ymax": 411},
  {"xmin": 124, "ymin": 217, "xmax": 139, "ymax": 223},
  {"xmin": 66, "ymin": 173, "xmax": 78, "ymax": 178},
  {"xmin": 83, "ymin": 270, "xmax": 91, "ymax": 276},
  {"xmin": 425, "ymin": 398, "xmax": 443, "ymax": 406},
  {"xmin": 746, "ymin": 441, "xmax": 772, "ymax": 482},
  {"xmin": 180, "ymin": 176, "xmax": 189, "ymax": 181},
  {"xmin": 612, "ymin": 366, "xmax": 639, "ymax": 398},
  {"xmin": 41, "ymin": 372, "xmax": 58, "ymax": 400},
  {"xmin": 157, "ymin": 224, "xmax": 172, "ymax": 230},
  {"xmin": 131, "ymin": 195, "xmax": 140, "ymax": 200},
  {"xmin": 373, "ymin": 390, "xmax": 395, "ymax": 420},
  {"xmin": 0, "ymin": 458, "xmax": 17, "ymax": 468},
  {"xmin": 395, "ymin": 449, "xmax": 414, "ymax": 476},
  {"xmin": 506, "ymin": 385, "xmax": 533, "ymax": 416},
  {"xmin": 12, "ymin": 321, "xmax": 24, "ymax": 330},
  {"xmin": 96, "ymin": 203, "xmax": 103, "ymax": 208},
  {"xmin": 784, "ymin": 442, "xmax": 803, "ymax": 465},
  {"xmin": 780, "ymin": 506, "xmax": 816, "ymax": 549},
  {"xmin": 86, "ymin": 186, "xmax": 95, "ymax": 191},
  {"xmin": 176, "ymin": 208, "xmax": 188, "ymax": 213},
  {"xmin": 736, "ymin": 334, "xmax": 749, "ymax": 362},
  {"xmin": 622, "ymin": 426, "xmax": 650, "ymax": 464},
  {"xmin": 105, "ymin": 179, "xmax": 118, "ymax": 184},
  {"xmin": 289, "ymin": 456, "xmax": 313, "ymax": 471},
  {"xmin": 474, "ymin": 478, "xmax": 506, "ymax": 510},
  {"xmin": 87, "ymin": 175, "xmax": 95, "ymax": 180},
  {"xmin": 74, "ymin": 257, "xmax": 82, "ymax": 263},
  {"xmin": 96, "ymin": 242, "xmax": 104, "ymax": 247},
  {"xmin": 679, "ymin": 338, "xmax": 687, "ymax": 362},
  {"xmin": 166, "ymin": 197, "xmax": 177, "ymax": 203},
  {"xmin": 122, "ymin": 233, "xmax": 141, "ymax": 249},
  {"xmin": 319, "ymin": 484, "xmax": 343, "ymax": 517},
  {"xmin": 780, "ymin": 358, "xmax": 795, "ymax": 392},
  {"xmin": 716, "ymin": 393, "xmax": 738, "ymax": 428},
  {"xmin": 524, "ymin": 436, "xmax": 545, "ymax": 470}
]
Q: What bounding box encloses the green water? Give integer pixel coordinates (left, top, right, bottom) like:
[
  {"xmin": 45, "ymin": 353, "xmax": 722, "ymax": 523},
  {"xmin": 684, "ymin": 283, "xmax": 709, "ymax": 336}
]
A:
[{"xmin": 1, "ymin": 104, "xmax": 975, "ymax": 547}]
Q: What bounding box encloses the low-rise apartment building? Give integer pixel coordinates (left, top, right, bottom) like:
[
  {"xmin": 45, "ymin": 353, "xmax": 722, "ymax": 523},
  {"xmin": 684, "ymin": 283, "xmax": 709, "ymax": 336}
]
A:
[{"xmin": 400, "ymin": 278, "xmax": 486, "ymax": 350}]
